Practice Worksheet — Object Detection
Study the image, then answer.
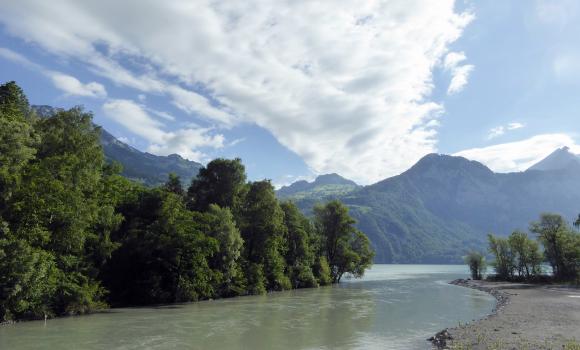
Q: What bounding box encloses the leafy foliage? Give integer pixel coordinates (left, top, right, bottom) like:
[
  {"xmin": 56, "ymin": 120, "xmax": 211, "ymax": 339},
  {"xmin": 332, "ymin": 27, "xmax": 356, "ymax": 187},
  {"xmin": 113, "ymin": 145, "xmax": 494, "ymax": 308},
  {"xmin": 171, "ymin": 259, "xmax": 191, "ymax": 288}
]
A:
[
  {"xmin": 530, "ymin": 214, "xmax": 579, "ymax": 281},
  {"xmin": 0, "ymin": 82, "xmax": 374, "ymax": 322},
  {"xmin": 33, "ymin": 105, "xmax": 202, "ymax": 188},
  {"xmin": 187, "ymin": 158, "xmax": 247, "ymax": 213},
  {"xmin": 314, "ymin": 200, "xmax": 374, "ymax": 283},
  {"xmin": 486, "ymin": 215, "xmax": 578, "ymax": 282},
  {"xmin": 464, "ymin": 251, "xmax": 486, "ymax": 280}
]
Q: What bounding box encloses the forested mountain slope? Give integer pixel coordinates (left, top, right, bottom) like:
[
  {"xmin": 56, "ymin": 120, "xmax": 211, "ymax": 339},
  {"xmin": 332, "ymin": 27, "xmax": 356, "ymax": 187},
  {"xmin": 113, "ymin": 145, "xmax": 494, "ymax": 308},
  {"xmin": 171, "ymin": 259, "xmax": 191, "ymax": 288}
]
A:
[
  {"xmin": 33, "ymin": 105, "xmax": 202, "ymax": 186},
  {"xmin": 279, "ymin": 153, "xmax": 580, "ymax": 263}
]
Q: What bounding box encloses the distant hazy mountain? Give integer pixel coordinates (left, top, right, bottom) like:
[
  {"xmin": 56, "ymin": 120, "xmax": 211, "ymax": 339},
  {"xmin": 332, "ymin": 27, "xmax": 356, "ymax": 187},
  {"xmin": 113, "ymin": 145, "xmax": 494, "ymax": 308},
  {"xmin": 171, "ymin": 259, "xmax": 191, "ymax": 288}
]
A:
[
  {"xmin": 528, "ymin": 146, "xmax": 580, "ymax": 172},
  {"xmin": 277, "ymin": 173, "xmax": 359, "ymax": 199},
  {"xmin": 279, "ymin": 152, "xmax": 580, "ymax": 263},
  {"xmin": 32, "ymin": 105, "xmax": 202, "ymax": 186}
]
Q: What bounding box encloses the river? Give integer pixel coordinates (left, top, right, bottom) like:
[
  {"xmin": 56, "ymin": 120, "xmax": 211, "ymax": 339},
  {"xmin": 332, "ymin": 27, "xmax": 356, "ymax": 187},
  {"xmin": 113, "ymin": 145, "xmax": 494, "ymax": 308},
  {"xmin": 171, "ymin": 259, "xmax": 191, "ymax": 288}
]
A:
[{"xmin": 0, "ymin": 265, "xmax": 495, "ymax": 350}]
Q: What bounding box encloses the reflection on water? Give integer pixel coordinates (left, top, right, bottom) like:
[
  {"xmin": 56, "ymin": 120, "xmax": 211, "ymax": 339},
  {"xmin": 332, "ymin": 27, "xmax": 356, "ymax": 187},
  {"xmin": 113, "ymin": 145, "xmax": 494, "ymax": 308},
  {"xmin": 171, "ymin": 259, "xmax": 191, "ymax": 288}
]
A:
[{"xmin": 0, "ymin": 265, "xmax": 495, "ymax": 350}]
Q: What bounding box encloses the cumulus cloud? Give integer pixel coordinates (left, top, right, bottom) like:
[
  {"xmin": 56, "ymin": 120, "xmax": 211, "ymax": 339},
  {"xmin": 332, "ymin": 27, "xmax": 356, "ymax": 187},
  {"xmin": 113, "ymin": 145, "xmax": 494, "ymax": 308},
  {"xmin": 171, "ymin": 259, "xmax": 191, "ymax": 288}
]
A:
[
  {"xmin": 0, "ymin": 47, "xmax": 106, "ymax": 98},
  {"xmin": 455, "ymin": 133, "xmax": 580, "ymax": 172},
  {"xmin": 47, "ymin": 71, "xmax": 107, "ymax": 98},
  {"xmin": 487, "ymin": 121, "xmax": 525, "ymax": 140},
  {"xmin": 102, "ymin": 99, "xmax": 224, "ymax": 161},
  {"xmin": 0, "ymin": 1, "xmax": 473, "ymax": 183},
  {"xmin": 443, "ymin": 51, "xmax": 474, "ymax": 95}
]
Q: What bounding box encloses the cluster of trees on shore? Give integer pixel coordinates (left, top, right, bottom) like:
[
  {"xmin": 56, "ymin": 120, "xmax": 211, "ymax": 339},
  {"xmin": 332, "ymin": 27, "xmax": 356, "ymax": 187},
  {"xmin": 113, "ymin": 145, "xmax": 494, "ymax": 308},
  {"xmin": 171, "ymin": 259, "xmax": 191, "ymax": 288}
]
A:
[
  {"xmin": 465, "ymin": 213, "xmax": 580, "ymax": 282},
  {"xmin": 0, "ymin": 81, "xmax": 374, "ymax": 322}
]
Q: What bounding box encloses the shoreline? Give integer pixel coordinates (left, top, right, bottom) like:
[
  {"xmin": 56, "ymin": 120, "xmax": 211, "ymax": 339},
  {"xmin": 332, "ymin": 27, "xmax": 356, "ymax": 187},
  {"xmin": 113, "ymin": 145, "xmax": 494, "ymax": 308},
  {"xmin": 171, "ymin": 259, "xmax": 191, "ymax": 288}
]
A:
[
  {"xmin": 431, "ymin": 279, "xmax": 580, "ymax": 349},
  {"xmin": 0, "ymin": 281, "xmax": 342, "ymax": 327},
  {"xmin": 429, "ymin": 278, "xmax": 509, "ymax": 349}
]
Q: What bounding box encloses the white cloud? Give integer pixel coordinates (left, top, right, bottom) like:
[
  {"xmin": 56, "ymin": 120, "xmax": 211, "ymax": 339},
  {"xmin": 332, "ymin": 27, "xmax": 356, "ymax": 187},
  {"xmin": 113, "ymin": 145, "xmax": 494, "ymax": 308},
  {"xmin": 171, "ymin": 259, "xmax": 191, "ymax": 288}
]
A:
[
  {"xmin": 102, "ymin": 99, "xmax": 224, "ymax": 161},
  {"xmin": 0, "ymin": 47, "xmax": 43, "ymax": 70},
  {"xmin": 487, "ymin": 121, "xmax": 526, "ymax": 140},
  {"xmin": 455, "ymin": 133, "xmax": 580, "ymax": 172},
  {"xmin": 507, "ymin": 122, "xmax": 525, "ymax": 130},
  {"xmin": 0, "ymin": 47, "xmax": 106, "ymax": 98},
  {"xmin": 443, "ymin": 51, "xmax": 474, "ymax": 95},
  {"xmin": 47, "ymin": 71, "xmax": 107, "ymax": 98},
  {"xmin": 117, "ymin": 136, "xmax": 132, "ymax": 145},
  {"xmin": 102, "ymin": 99, "xmax": 166, "ymax": 143},
  {"xmin": 488, "ymin": 126, "xmax": 505, "ymax": 140},
  {"xmin": 0, "ymin": 1, "xmax": 474, "ymax": 184}
]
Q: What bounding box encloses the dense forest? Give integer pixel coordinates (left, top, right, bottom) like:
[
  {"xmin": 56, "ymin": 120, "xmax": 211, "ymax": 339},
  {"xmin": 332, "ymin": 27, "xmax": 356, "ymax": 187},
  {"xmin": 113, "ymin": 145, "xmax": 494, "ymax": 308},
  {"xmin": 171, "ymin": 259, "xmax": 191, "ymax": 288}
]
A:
[
  {"xmin": 0, "ymin": 81, "xmax": 374, "ymax": 322},
  {"xmin": 465, "ymin": 213, "xmax": 580, "ymax": 282}
]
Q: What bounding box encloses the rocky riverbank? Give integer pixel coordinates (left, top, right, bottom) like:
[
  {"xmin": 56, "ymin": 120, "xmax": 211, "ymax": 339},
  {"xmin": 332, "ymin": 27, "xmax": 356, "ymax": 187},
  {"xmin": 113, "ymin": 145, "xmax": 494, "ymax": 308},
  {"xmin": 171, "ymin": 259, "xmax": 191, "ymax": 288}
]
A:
[{"xmin": 431, "ymin": 279, "xmax": 580, "ymax": 349}]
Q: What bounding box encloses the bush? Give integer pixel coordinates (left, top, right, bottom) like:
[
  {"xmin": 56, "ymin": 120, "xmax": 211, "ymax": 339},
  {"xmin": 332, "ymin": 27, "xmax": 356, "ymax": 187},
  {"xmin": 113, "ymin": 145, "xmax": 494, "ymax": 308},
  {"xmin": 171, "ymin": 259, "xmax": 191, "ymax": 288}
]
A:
[
  {"xmin": 313, "ymin": 256, "xmax": 332, "ymax": 286},
  {"xmin": 245, "ymin": 263, "xmax": 266, "ymax": 295},
  {"xmin": 464, "ymin": 251, "xmax": 486, "ymax": 280}
]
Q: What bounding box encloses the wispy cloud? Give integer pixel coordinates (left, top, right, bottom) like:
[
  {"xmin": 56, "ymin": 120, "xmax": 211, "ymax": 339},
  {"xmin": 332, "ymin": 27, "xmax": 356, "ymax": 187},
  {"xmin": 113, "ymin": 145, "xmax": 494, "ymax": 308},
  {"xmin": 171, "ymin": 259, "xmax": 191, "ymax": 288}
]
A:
[
  {"xmin": 456, "ymin": 133, "xmax": 580, "ymax": 172},
  {"xmin": 0, "ymin": 1, "xmax": 474, "ymax": 183},
  {"xmin": 443, "ymin": 51, "xmax": 474, "ymax": 95},
  {"xmin": 487, "ymin": 121, "xmax": 525, "ymax": 140},
  {"xmin": 0, "ymin": 47, "xmax": 107, "ymax": 98},
  {"xmin": 102, "ymin": 99, "xmax": 224, "ymax": 162}
]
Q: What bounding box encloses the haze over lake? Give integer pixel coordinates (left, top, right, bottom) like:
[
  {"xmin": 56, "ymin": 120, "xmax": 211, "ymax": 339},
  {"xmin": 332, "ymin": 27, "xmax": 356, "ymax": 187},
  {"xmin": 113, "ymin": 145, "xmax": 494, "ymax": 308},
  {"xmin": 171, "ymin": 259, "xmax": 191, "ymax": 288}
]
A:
[{"xmin": 0, "ymin": 265, "xmax": 494, "ymax": 350}]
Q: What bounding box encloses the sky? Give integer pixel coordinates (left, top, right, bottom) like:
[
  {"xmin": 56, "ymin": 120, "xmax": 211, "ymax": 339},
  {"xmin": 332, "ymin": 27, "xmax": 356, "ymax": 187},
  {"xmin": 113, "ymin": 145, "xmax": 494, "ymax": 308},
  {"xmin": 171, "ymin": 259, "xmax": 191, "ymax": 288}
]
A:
[{"xmin": 0, "ymin": 0, "xmax": 579, "ymax": 186}]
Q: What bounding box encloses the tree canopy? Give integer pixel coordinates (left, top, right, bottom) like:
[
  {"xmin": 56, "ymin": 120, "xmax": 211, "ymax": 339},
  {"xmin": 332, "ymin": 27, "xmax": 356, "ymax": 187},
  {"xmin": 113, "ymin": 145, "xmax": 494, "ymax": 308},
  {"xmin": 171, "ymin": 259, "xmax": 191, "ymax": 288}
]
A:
[
  {"xmin": 484, "ymin": 214, "xmax": 578, "ymax": 282},
  {"xmin": 0, "ymin": 81, "xmax": 374, "ymax": 322}
]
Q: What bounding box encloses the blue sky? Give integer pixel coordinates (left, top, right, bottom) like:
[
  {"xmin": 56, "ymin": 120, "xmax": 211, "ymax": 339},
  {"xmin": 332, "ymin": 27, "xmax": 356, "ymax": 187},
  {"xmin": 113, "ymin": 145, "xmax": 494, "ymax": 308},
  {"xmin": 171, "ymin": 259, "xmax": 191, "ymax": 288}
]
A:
[{"xmin": 0, "ymin": 0, "xmax": 579, "ymax": 186}]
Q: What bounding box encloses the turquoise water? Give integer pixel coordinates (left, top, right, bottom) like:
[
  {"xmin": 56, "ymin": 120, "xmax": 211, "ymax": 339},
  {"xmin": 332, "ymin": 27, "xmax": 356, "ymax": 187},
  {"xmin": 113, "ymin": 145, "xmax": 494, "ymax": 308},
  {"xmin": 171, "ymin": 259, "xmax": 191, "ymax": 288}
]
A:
[{"xmin": 0, "ymin": 265, "xmax": 495, "ymax": 350}]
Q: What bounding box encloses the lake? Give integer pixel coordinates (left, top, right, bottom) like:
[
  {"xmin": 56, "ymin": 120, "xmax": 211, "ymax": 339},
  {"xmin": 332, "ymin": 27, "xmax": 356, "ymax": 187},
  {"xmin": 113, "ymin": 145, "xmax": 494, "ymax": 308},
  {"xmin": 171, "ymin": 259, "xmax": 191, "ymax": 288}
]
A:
[{"xmin": 0, "ymin": 265, "xmax": 495, "ymax": 350}]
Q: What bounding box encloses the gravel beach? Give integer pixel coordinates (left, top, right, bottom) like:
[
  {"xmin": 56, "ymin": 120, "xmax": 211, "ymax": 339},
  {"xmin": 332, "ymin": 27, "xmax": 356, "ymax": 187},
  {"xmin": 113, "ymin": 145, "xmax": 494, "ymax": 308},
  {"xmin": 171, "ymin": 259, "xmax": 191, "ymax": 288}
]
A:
[{"xmin": 431, "ymin": 279, "xmax": 580, "ymax": 349}]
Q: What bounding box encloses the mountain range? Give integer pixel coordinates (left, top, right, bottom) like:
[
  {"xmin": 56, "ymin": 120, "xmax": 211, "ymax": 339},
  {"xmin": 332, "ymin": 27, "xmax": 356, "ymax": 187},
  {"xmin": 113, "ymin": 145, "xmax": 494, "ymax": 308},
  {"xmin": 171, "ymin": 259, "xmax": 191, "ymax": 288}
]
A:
[
  {"xmin": 277, "ymin": 147, "xmax": 580, "ymax": 263},
  {"xmin": 31, "ymin": 104, "xmax": 580, "ymax": 263},
  {"xmin": 33, "ymin": 105, "xmax": 202, "ymax": 186}
]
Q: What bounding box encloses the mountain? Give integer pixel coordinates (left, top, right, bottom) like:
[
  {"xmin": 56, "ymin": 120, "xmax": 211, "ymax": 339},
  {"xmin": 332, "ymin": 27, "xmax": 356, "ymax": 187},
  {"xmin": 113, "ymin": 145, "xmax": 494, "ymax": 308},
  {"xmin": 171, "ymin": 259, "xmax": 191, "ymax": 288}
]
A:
[
  {"xmin": 99, "ymin": 129, "xmax": 202, "ymax": 186},
  {"xmin": 528, "ymin": 146, "xmax": 580, "ymax": 172},
  {"xmin": 279, "ymin": 152, "xmax": 580, "ymax": 263},
  {"xmin": 32, "ymin": 105, "xmax": 202, "ymax": 186},
  {"xmin": 277, "ymin": 173, "xmax": 359, "ymax": 199}
]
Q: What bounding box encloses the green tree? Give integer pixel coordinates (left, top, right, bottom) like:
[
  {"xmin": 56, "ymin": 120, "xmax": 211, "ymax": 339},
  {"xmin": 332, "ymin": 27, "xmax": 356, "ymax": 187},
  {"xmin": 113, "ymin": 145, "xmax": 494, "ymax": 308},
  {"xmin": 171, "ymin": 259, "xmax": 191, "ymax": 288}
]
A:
[
  {"xmin": 314, "ymin": 200, "xmax": 374, "ymax": 283},
  {"xmin": 0, "ymin": 232, "xmax": 57, "ymax": 322},
  {"xmin": 240, "ymin": 181, "xmax": 291, "ymax": 291},
  {"xmin": 0, "ymin": 81, "xmax": 36, "ymax": 215},
  {"xmin": 464, "ymin": 251, "xmax": 486, "ymax": 280},
  {"xmin": 530, "ymin": 213, "xmax": 579, "ymax": 280},
  {"xmin": 164, "ymin": 173, "xmax": 184, "ymax": 196},
  {"xmin": 281, "ymin": 202, "xmax": 317, "ymax": 288},
  {"xmin": 104, "ymin": 190, "xmax": 218, "ymax": 305},
  {"xmin": 508, "ymin": 230, "xmax": 542, "ymax": 279},
  {"xmin": 187, "ymin": 158, "xmax": 247, "ymax": 213},
  {"xmin": 7, "ymin": 107, "xmax": 111, "ymax": 316},
  {"xmin": 313, "ymin": 256, "xmax": 332, "ymax": 286},
  {"xmin": 487, "ymin": 234, "xmax": 514, "ymax": 280},
  {"xmin": 204, "ymin": 204, "xmax": 246, "ymax": 296}
]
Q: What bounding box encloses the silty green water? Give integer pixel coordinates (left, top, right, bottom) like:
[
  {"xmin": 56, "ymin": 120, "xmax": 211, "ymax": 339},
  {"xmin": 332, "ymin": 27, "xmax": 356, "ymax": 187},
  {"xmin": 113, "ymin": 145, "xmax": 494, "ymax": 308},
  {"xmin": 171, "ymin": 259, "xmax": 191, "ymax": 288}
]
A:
[{"xmin": 0, "ymin": 265, "xmax": 495, "ymax": 350}]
